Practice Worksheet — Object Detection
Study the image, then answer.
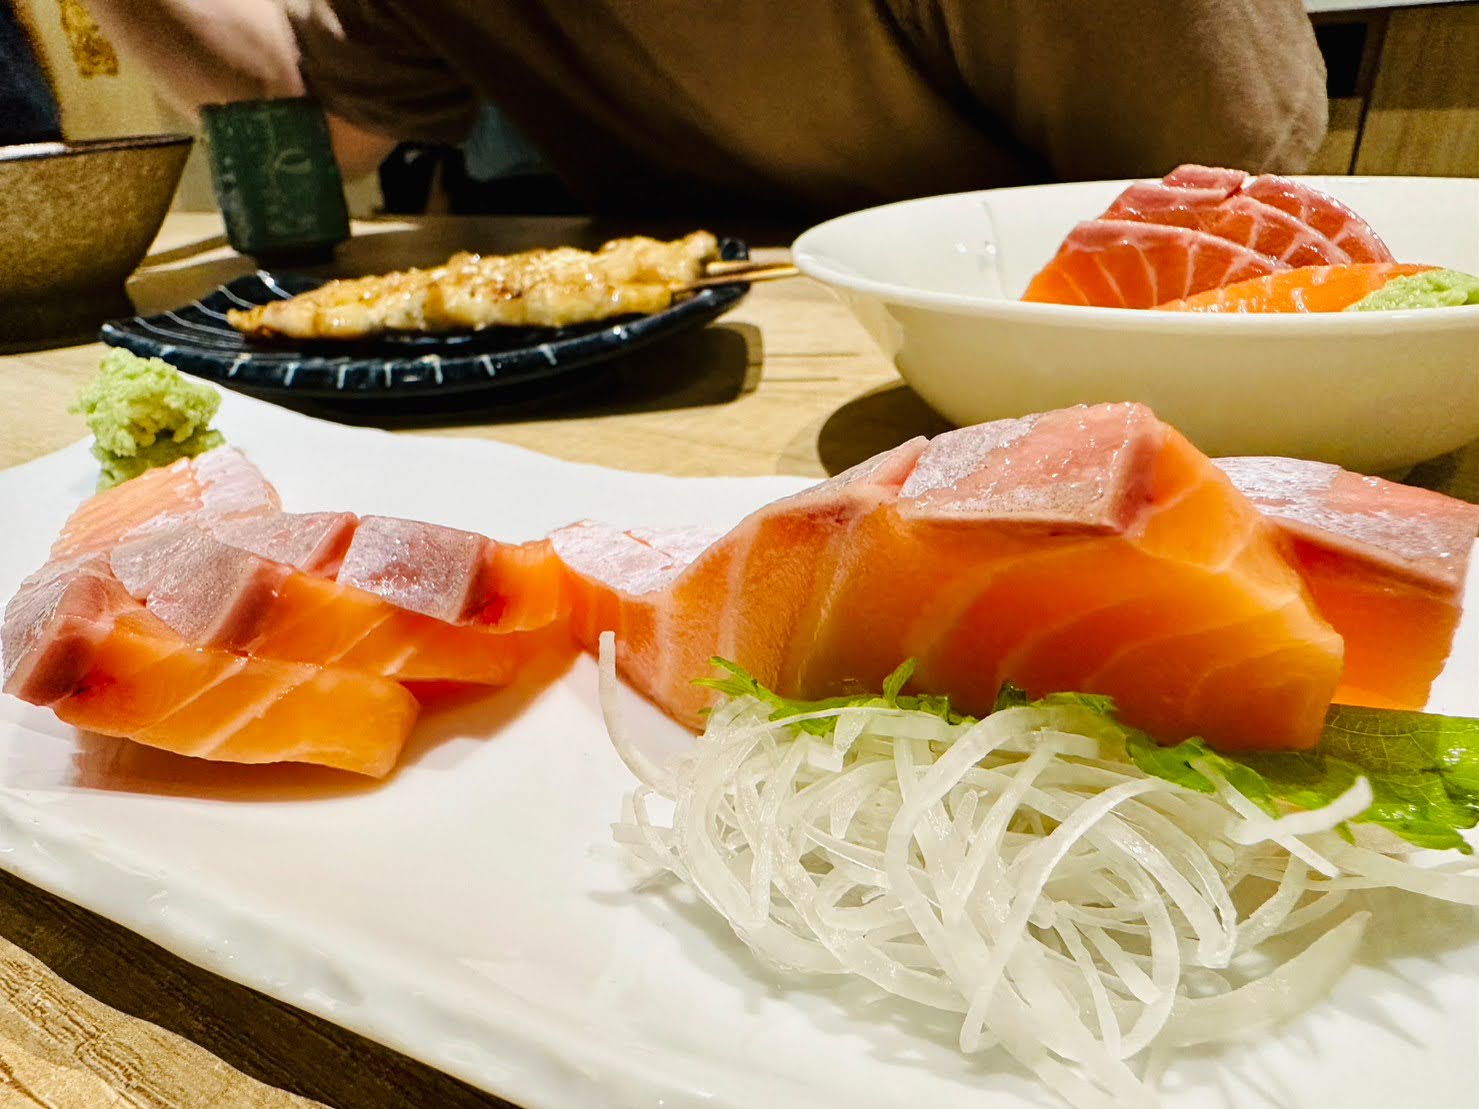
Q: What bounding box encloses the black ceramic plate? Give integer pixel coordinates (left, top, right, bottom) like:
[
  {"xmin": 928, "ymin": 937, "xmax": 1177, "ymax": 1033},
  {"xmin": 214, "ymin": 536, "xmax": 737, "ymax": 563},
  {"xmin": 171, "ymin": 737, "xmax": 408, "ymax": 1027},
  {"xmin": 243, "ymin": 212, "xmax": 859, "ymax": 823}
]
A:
[{"xmin": 100, "ymin": 240, "xmax": 750, "ymax": 399}]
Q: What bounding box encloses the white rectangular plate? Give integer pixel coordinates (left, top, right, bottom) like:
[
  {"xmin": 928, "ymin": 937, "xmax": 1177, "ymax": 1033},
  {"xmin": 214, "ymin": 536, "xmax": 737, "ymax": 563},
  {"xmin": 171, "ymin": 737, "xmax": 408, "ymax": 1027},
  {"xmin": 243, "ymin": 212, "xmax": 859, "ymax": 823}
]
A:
[{"xmin": 1, "ymin": 392, "xmax": 1475, "ymax": 1109}]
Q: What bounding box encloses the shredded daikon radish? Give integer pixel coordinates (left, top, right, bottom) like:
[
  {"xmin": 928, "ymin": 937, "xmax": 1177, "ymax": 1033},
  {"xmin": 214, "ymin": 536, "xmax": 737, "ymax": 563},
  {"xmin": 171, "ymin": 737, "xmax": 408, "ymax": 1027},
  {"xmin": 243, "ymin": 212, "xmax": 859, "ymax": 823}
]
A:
[{"xmin": 599, "ymin": 640, "xmax": 1479, "ymax": 1108}]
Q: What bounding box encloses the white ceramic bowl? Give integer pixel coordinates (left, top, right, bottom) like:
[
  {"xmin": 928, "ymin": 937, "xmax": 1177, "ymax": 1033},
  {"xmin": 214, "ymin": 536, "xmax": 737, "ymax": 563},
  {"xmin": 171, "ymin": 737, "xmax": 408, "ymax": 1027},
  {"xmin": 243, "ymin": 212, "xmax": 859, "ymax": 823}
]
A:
[{"xmin": 793, "ymin": 176, "xmax": 1479, "ymax": 472}]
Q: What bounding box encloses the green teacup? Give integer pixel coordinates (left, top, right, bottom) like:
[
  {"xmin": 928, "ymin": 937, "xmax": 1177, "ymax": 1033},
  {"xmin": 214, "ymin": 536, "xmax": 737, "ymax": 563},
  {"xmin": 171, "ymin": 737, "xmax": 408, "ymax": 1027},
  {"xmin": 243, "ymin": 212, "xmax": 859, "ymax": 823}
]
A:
[{"xmin": 202, "ymin": 97, "xmax": 350, "ymax": 267}]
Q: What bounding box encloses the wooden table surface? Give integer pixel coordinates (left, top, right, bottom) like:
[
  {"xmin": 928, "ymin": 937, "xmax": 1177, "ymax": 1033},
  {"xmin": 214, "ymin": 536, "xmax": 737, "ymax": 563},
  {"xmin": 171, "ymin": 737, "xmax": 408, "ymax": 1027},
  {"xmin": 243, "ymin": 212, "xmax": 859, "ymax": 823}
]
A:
[{"xmin": 0, "ymin": 213, "xmax": 1474, "ymax": 1108}]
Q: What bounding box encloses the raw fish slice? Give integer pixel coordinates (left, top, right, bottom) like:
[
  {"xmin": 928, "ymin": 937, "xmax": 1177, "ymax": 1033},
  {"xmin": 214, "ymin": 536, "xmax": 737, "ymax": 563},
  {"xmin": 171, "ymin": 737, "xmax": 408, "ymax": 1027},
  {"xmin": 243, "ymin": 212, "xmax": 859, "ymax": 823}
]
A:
[
  {"xmin": 212, "ymin": 511, "xmax": 358, "ymax": 574},
  {"xmin": 1242, "ymin": 175, "xmax": 1395, "ymax": 263},
  {"xmin": 2, "ymin": 556, "xmax": 416, "ymax": 776},
  {"xmin": 558, "ymin": 404, "xmax": 1343, "ymax": 751},
  {"xmin": 554, "ymin": 441, "xmax": 927, "ymax": 726},
  {"xmin": 1218, "ymin": 457, "xmax": 1479, "ymax": 709},
  {"xmin": 1158, "ymin": 167, "xmax": 1393, "ymax": 263},
  {"xmin": 109, "ymin": 522, "xmax": 535, "ymax": 685},
  {"xmin": 1106, "ymin": 182, "xmax": 1351, "ymax": 268},
  {"xmin": 555, "ymin": 523, "xmax": 717, "ymax": 651},
  {"xmin": 2, "ymin": 555, "xmax": 119, "ymax": 703},
  {"xmin": 338, "ymin": 516, "xmax": 483, "ymax": 623},
  {"xmin": 1155, "ymin": 264, "xmax": 1433, "ymax": 312},
  {"xmin": 803, "ymin": 406, "xmax": 1340, "ymax": 749},
  {"xmin": 1024, "ymin": 166, "xmax": 1393, "ymax": 307},
  {"xmin": 337, "ymin": 516, "xmax": 566, "ymax": 631},
  {"xmin": 1162, "ymin": 166, "xmax": 1250, "ymax": 192},
  {"xmin": 61, "ymin": 448, "xmax": 567, "ymax": 637},
  {"xmin": 35, "ymin": 446, "xmax": 559, "ymax": 685},
  {"xmin": 1022, "ymin": 221, "xmax": 1289, "ymax": 307},
  {"xmin": 52, "ymin": 447, "xmax": 278, "ymax": 560},
  {"xmin": 58, "ymin": 449, "xmax": 563, "ymax": 636}
]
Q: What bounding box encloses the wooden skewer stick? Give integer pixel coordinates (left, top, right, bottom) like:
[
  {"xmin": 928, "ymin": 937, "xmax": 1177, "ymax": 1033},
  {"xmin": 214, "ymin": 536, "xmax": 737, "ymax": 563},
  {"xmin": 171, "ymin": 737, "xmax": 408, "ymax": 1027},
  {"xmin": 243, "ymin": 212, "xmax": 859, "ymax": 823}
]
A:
[
  {"xmin": 686, "ymin": 260, "xmax": 800, "ymax": 289},
  {"xmin": 704, "ymin": 258, "xmax": 783, "ymax": 275}
]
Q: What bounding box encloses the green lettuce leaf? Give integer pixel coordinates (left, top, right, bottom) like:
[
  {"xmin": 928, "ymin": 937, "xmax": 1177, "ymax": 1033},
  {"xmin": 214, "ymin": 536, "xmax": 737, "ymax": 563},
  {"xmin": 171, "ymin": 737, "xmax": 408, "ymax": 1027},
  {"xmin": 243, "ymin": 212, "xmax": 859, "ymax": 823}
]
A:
[
  {"xmin": 695, "ymin": 658, "xmax": 969, "ymax": 735},
  {"xmin": 1116, "ymin": 706, "xmax": 1479, "ymax": 852},
  {"xmin": 700, "ymin": 661, "xmax": 1479, "ymax": 853}
]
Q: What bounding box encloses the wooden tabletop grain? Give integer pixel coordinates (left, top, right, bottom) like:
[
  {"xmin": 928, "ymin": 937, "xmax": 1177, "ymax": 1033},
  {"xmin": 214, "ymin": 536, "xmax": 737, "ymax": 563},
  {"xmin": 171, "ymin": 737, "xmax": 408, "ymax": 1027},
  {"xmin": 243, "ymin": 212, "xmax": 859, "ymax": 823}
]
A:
[{"xmin": 0, "ymin": 213, "xmax": 1474, "ymax": 1108}]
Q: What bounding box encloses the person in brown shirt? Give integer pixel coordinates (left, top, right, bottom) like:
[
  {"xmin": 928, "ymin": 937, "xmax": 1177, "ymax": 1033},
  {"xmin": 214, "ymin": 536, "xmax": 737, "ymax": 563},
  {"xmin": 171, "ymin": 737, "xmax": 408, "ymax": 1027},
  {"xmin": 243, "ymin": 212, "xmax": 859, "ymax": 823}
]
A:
[{"xmin": 91, "ymin": 0, "xmax": 1328, "ymax": 217}]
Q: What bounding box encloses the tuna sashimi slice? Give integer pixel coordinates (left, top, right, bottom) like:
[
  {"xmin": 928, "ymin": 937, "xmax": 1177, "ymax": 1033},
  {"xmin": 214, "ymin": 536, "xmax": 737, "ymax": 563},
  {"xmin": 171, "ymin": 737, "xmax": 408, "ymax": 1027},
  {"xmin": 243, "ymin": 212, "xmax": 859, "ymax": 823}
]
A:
[
  {"xmin": 3, "ymin": 445, "xmax": 574, "ymax": 775},
  {"xmin": 1218, "ymin": 457, "xmax": 1479, "ymax": 709},
  {"xmin": 1022, "ymin": 220, "xmax": 1290, "ymax": 308},
  {"xmin": 212, "ymin": 511, "xmax": 358, "ymax": 575},
  {"xmin": 557, "ymin": 404, "xmax": 1343, "ymax": 751},
  {"xmin": 336, "ymin": 516, "xmax": 566, "ymax": 632},
  {"xmin": 2, "ymin": 556, "xmax": 417, "ymax": 777},
  {"xmin": 109, "ymin": 521, "xmax": 537, "ymax": 685}
]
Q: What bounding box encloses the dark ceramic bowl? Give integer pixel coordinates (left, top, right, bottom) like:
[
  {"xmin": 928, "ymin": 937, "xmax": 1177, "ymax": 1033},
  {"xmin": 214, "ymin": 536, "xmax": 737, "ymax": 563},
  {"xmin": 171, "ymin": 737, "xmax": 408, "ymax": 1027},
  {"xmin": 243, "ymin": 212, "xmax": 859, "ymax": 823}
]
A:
[{"xmin": 0, "ymin": 134, "xmax": 192, "ymax": 341}]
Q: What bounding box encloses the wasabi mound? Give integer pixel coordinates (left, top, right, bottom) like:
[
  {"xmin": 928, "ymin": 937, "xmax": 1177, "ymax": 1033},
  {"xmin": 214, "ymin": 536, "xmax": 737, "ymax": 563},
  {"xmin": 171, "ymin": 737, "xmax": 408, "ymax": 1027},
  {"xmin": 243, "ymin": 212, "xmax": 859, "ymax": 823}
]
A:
[
  {"xmin": 71, "ymin": 349, "xmax": 224, "ymax": 489},
  {"xmin": 1347, "ymin": 268, "xmax": 1479, "ymax": 312}
]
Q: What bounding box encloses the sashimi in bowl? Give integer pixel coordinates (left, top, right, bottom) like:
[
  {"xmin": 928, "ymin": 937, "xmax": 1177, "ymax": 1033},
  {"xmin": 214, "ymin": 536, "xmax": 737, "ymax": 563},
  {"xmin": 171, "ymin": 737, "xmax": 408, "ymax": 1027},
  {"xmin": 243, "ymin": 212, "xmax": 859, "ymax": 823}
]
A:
[{"xmin": 792, "ymin": 174, "xmax": 1479, "ymax": 472}]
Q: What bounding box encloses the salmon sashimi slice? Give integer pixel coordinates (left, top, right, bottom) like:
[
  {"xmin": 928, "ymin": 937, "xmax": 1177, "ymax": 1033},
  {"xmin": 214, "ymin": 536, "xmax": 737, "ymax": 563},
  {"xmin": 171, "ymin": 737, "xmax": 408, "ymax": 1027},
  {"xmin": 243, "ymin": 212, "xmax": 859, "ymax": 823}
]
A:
[
  {"xmin": 67, "ymin": 448, "xmax": 565, "ymax": 640},
  {"xmin": 3, "ymin": 445, "xmax": 573, "ymax": 773},
  {"xmin": 556, "ymin": 404, "xmax": 1344, "ymax": 751},
  {"xmin": 1155, "ymin": 263, "xmax": 1434, "ymax": 312},
  {"xmin": 1239, "ymin": 175, "xmax": 1396, "ymax": 263},
  {"xmin": 51, "ymin": 447, "xmax": 279, "ymax": 560},
  {"xmin": 1218, "ymin": 457, "xmax": 1479, "ymax": 710},
  {"xmin": 554, "ymin": 441, "xmax": 928, "ymax": 728},
  {"xmin": 48, "ymin": 449, "xmax": 558, "ymax": 686},
  {"xmin": 2, "ymin": 555, "xmax": 417, "ymax": 776},
  {"xmin": 1160, "ymin": 166, "xmax": 1249, "ymax": 192},
  {"xmin": 67, "ymin": 450, "xmax": 566, "ymax": 636},
  {"xmin": 803, "ymin": 407, "xmax": 1342, "ymax": 750},
  {"xmin": 1105, "ymin": 181, "xmax": 1351, "ymax": 269},
  {"xmin": 119, "ymin": 470, "xmax": 563, "ymax": 676},
  {"xmin": 109, "ymin": 521, "xmax": 537, "ymax": 685},
  {"xmin": 215, "ymin": 508, "xmax": 565, "ymax": 633},
  {"xmin": 1164, "ymin": 166, "xmax": 1395, "ymax": 262},
  {"xmin": 1024, "ymin": 165, "xmax": 1395, "ymax": 307},
  {"xmin": 1021, "ymin": 220, "xmax": 1291, "ymax": 308}
]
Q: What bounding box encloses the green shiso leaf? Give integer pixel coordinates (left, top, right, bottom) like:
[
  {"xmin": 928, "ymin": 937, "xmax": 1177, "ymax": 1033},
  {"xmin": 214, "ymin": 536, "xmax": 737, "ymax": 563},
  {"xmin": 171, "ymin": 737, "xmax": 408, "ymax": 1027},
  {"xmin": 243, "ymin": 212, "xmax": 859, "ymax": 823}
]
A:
[{"xmin": 700, "ymin": 660, "xmax": 1479, "ymax": 852}]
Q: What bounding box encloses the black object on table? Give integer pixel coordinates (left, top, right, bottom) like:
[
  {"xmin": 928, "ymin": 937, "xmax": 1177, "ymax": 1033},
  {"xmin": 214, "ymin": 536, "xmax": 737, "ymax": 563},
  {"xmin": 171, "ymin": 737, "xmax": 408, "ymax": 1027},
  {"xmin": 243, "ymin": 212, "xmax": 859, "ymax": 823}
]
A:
[{"xmin": 0, "ymin": 4, "xmax": 62, "ymax": 146}]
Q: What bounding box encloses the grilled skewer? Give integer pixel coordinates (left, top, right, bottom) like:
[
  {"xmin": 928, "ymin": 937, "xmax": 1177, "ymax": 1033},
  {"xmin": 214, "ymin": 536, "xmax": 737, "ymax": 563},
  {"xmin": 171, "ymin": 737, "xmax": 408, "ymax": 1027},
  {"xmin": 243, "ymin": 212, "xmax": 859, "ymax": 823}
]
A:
[{"xmin": 226, "ymin": 233, "xmax": 797, "ymax": 341}]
